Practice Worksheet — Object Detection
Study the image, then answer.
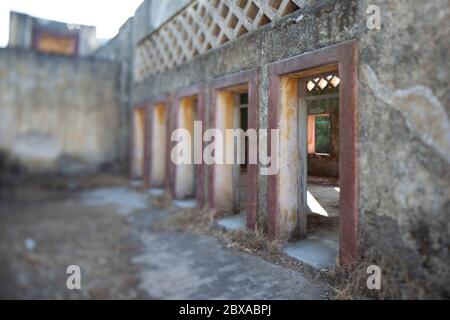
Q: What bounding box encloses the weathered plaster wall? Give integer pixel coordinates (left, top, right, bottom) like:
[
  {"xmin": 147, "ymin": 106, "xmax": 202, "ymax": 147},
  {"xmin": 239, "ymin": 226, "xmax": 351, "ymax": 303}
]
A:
[
  {"xmin": 131, "ymin": 0, "xmax": 449, "ymax": 297},
  {"xmin": 358, "ymin": 0, "xmax": 450, "ymax": 297},
  {"xmin": 0, "ymin": 48, "xmax": 121, "ymax": 174}
]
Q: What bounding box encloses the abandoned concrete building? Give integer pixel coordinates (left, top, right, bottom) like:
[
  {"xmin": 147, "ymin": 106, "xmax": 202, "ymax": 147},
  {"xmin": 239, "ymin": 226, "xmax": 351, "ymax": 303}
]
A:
[{"xmin": 0, "ymin": 0, "xmax": 449, "ymax": 299}]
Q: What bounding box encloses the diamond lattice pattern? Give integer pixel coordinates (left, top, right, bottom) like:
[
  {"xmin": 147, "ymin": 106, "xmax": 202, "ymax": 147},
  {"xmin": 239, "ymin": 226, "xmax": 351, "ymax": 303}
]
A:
[{"xmin": 135, "ymin": 0, "xmax": 302, "ymax": 81}]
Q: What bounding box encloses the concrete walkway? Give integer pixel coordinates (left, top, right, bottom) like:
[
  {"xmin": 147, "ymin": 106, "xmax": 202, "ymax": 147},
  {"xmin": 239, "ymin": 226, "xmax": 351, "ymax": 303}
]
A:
[
  {"xmin": 0, "ymin": 181, "xmax": 331, "ymax": 299},
  {"xmin": 128, "ymin": 204, "xmax": 331, "ymax": 300}
]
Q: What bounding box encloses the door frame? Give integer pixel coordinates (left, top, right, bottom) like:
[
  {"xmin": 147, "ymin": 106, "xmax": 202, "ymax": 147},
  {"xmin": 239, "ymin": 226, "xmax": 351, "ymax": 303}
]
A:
[{"xmin": 267, "ymin": 40, "xmax": 358, "ymax": 265}]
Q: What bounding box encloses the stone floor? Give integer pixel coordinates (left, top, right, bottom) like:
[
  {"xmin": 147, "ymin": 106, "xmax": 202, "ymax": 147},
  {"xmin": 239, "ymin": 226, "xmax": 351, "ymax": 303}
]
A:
[
  {"xmin": 215, "ymin": 213, "xmax": 247, "ymax": 231},
  {"xmin": 283, "ymin": 229, "xmax": 339, "ymax": 270},
  {"xmin": 307, "ymin": 184, "xmax": 340, "ymax": 218},
  {"xmin": 0, "ymin": 176, "xmax": 331, "ymax": 300},
  {"xmin": 172, "ymin": 198, "xmax": 197, "ymax": 209},
  {"xmin": 275, "ymin": 179, "xmax": 340, "ymax": 270},
  {"xmin": 129, "ymin": 206, "xmax": 330, "ymax": 300}
]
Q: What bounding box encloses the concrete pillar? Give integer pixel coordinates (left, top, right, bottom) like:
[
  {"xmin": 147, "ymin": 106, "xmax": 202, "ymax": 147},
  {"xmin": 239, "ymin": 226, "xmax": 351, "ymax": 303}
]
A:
[
  {"xmin": 277, "ymin": 77, "xmax": 299, "ymax": 239},
  {"xmin": 132, "ymin": 107, "xmax": 146, "ymax": 178},
  {"xmin": 213, "ymin": 91, "xmax": 235, "ymax": 212},
  {"xmin": 150, "ymin": 104, "xmax": 166, "ymax": 187},
  {"xmin": 175, "ymin": 98, "xmax": 196, "ymax": 199}
]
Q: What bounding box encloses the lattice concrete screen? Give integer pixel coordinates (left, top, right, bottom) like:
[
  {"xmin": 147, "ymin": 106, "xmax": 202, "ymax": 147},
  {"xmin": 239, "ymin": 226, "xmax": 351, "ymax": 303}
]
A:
[
  {"xmin": 306, "ymin": 75, "xmax": 341, "ymax": 92},
  {"xmin": 135, "ymin": 0, "xmax": 302, "ymax": 81}
]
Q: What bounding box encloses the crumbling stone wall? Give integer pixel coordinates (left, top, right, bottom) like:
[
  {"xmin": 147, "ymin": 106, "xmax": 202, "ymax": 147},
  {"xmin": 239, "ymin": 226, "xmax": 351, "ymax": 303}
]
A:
[
  {"xmin": 128, "ymin": 0, "xmax": 449, "ymax": 297},
  {"xmin": 0, "ymin": 48, "xmax": 121, "ymax": 174},
  {"xmin": 358, "ymin": 0, "xmax": 450, "ymax": 298}
]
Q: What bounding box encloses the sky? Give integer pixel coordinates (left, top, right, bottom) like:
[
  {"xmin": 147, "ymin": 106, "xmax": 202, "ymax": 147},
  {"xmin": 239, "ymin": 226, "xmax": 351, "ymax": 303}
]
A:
[{"xmin": 0, "ymin": 0, "xmax": 143, "ymax": 47}]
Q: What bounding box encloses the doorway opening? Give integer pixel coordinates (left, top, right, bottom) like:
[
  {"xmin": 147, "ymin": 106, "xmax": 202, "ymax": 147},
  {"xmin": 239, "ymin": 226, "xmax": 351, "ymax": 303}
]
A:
[
  {"xmin": 288, "ymin": 72, "xmax": 341, "ymax": 269},
  {"xmin": 267, "ymin": 41, "xmax": 358, "ymax": 267},
  {"xmin": 131, "ymin": 106, "xmax": 146, "ymax": 181}
]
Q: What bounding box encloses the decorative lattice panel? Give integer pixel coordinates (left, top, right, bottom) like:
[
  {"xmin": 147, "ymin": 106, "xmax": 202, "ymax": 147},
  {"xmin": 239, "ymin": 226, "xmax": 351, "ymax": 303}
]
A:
[
  {"xmin": 306, "ymin": 75, "xmax": 341, "ymax": 93},
  {"xmin": 135, "ymin": 0, "xmax": 303, "ymax": 81}
]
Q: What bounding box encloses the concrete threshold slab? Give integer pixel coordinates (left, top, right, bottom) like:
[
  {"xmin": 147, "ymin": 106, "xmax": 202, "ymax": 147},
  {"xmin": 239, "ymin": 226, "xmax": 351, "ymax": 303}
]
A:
[
  {"xmin": 172, "ymin": 199, "xmax": 197, "ymax": 209},
  {"xmin": 129, "ymin": 179, "xmax": 144, "ymax": 187},
  {"xmin": 148, "ymin": 188, "xmax": 165, "ymax": 196},
  {"xmin": 215, "ymin": 214, "xmax": 246, "ymax": 231},
  {"xmin": 283, "ymin": 233, "xmax": 338, "ymax": 270}
]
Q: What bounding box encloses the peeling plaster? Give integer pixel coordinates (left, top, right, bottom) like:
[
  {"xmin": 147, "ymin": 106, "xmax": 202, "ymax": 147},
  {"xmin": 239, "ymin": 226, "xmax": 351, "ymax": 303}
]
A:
[{"xmin": 363, "ymin": 64, "xmax": 450, "ymax": 164}]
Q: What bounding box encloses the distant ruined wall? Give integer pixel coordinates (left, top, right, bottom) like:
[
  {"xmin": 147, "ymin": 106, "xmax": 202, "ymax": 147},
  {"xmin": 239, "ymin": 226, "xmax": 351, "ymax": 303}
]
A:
[
  {"xmin": 96, "ymin": 19, "xmax": 135, "ymax": 166},
  {"xmin": 8, "ymin": 11, "xmax": 98, "ymax": 57},
  {"xmin": 0, "ymin": 48, "xmax": 121, "ymax": 174}
]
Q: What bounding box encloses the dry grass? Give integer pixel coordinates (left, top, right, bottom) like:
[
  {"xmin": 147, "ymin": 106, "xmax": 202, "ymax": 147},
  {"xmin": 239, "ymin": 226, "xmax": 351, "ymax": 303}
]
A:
[
  {"xmin": 153, "ymin": 206, "xmax": 216, "ymax": 232},
  {"xmin": 325, "ymin": 238, "xmax": 450, "ymax": 300},
  {"xmin": 151, "ymin": 207, "xmax": 409, "ymax": 299},
  {"xmin": 225, "ymin": 231, "xmax": 282, "ymax": 259},
  {"xmin": 149, "ymin": 205, "xmax": 448, "ymax": 299},
  {"xmin": 223, "ymin": 228, "xmax": 449, "ymax": 299},
  {"xmin": 150, "ymin": 193, "xmax": 173, "ymax": 209}
]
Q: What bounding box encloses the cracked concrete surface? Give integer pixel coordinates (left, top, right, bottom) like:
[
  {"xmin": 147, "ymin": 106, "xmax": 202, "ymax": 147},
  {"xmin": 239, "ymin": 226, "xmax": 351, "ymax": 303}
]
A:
[
  {"xmin": 129, "ymin": 206, "xmax": 330, "ymax": 300},
  {"xmin": 0, "ymin": 178, "xmax": 330, "ymax": 300},
  {"xmin": 132, "ymin": 229, "xmax": 329, "ymax": 299},
  {"xmin": 363, "ymin": 64, "xmax": 450, "ymax": 164}
]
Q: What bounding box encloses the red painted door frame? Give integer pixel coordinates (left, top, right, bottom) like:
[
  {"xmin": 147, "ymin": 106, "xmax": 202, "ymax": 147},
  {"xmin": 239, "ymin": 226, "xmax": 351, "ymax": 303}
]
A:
[{"xmin": 267, "ymin": 40, "xmax": 359, "ymax": 265}]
